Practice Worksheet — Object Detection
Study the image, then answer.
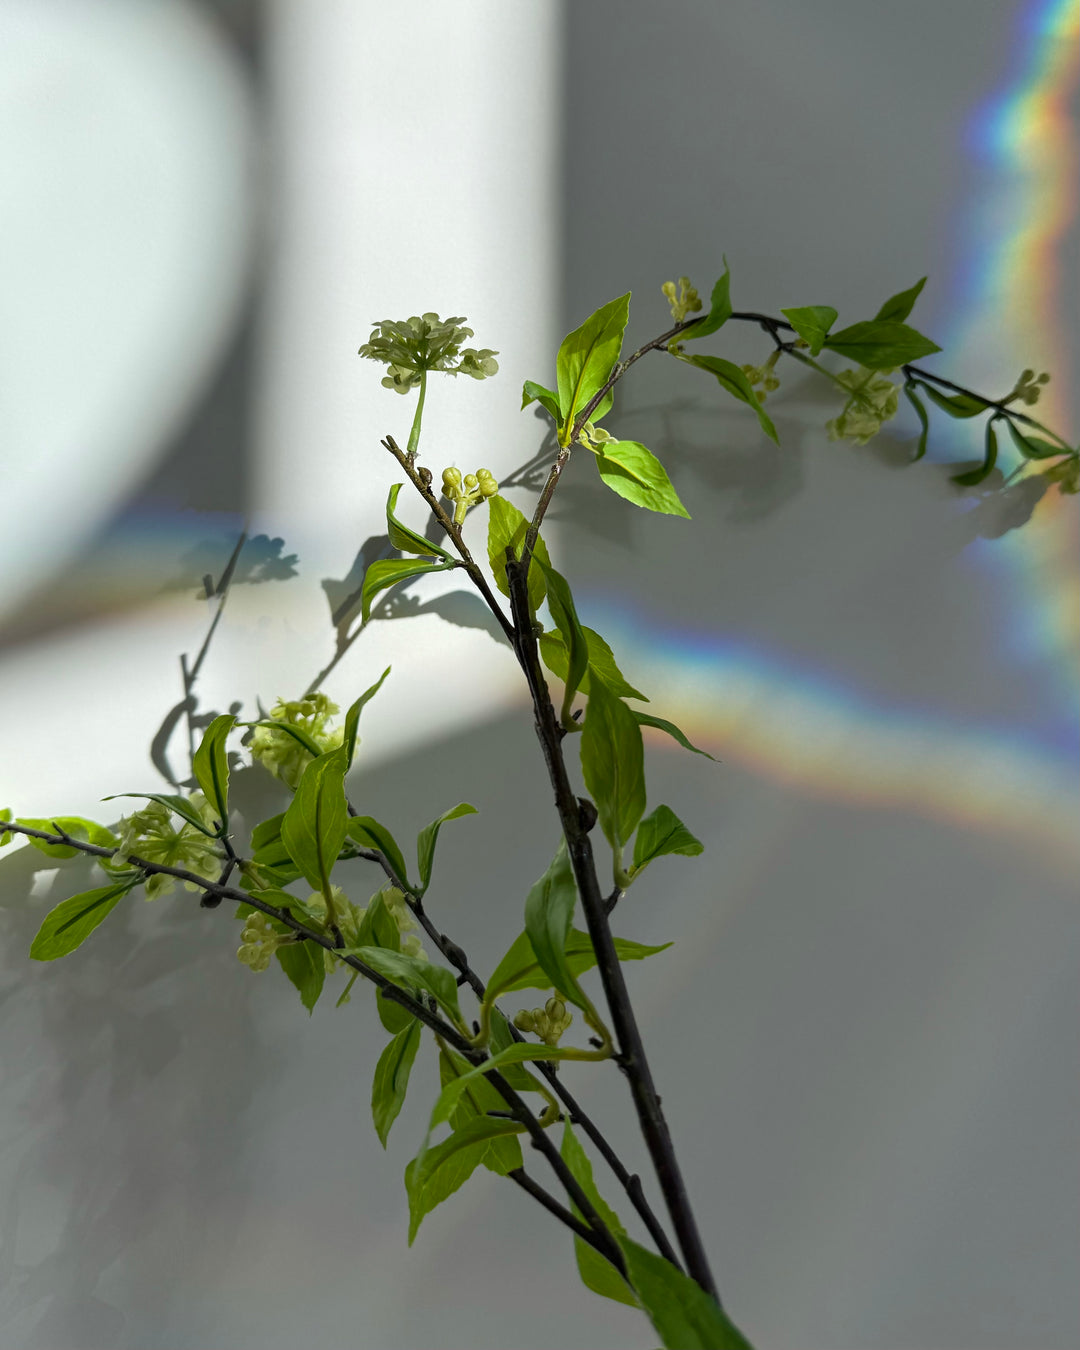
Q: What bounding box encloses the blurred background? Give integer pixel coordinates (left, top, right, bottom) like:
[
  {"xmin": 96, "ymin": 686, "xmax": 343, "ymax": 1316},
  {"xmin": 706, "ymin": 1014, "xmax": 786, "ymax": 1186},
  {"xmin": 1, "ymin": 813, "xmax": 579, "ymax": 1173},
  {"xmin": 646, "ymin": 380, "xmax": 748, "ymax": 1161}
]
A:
[{"xmin": 1, "ymin": 2, "xmax": 1077, "ymax": 1348}]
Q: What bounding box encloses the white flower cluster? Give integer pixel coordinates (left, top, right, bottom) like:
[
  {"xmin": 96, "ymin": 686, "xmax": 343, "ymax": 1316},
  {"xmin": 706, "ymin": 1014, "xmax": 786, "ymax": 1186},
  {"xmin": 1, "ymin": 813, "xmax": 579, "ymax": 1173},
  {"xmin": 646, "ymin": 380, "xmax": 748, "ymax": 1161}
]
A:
[
  {"xmin": 249, "ymin": 693, "xmax": 344, "ymax": 790},
  {"xmin": 825, "ymin": 367, "xmax": 900, "ymax": 445},
  {"xmin": 113, "ymin": 792, "xmax": 221, "ymax": 900}
]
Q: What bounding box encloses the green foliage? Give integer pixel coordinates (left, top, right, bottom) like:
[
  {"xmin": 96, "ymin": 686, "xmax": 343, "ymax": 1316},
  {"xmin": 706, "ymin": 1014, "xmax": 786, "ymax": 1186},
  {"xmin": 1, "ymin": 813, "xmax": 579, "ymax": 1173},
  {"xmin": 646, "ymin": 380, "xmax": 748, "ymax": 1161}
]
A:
[
  {"xmin": 561, "ymin": 1121, "xmax": 640, "ymax": 1308},
  {"xmin": 823, "ymin": 319, "xmax": 941, "ymax": 371},
  {"xmin": 376, "ymin": 986, "xmax": 416, "ymax": 1033},
  {"xmin": 356, "ymin": 887, "xmax": 403, "ymax": 952},
  {"xmin": 354, "ymin": 945, "xmax": 463, "ymax": 1027},
  {"xmin": 780, "ymin": 305, "xmax": 837, "ymax": 356},
  {"xmin": 555, "ymin": 293, "xmax": 631, "ymax": 440},
  {"xmin": 276, "ymin": 940, "xmax": 326, "ymax": 1013},
  {"xmin": 581, "ymin": 676, "xmax": 647, "ymax": 853},
  {"xmin": 361, "ymin": 557, "xmax": 458, "ymax": 625},
  {"xmin": 521, "ymin": 378, "xmax": 562, "ymax": 421},
  {"xmin": 16, "ymin": 816, "xmax": 119, "ymax": 859},
  {"xmin": 540, "ymin": 626, "xmax": 648, "ymax": 702},
  {"xmin": 952, "ymin": 419, "xmax": 1000, "ymax": 487},
  {"xmin": 874, "ymin": 276, "xmax": 927, "ymax": 324},
  {"xmin": 416, "ymin": 803, "xmax": 477, "ymax": 897},
  {"xmin": 487, "ymin": 493, "xmax": 551, "ymax": 615},
  {"xmin": 487, "ymin": 927, "xmax": 671, "ymax": 1005},
  {"xmin": 281, "ymin": 749, "xmax": 348, "ymax": 896},
  {"xmin": 371, "ymin": 1019, "xmax": 422, "ymax": 1146},
  {"xmin": 535, "ymin": 558, "xmax": 590, "ymax": 724},
  {"xmin": 191, "ymin": 713, "xmax": 235, "ymax": 832},
  {"xmin": 345, "ymin": 816, "xmax": 411, "ymax": 890},
  {"xmin": 29, "ymin": 879, "xmax": 138, "ymax": 961},
  {"xmin": 1005, "ymin": 419, "xmax": 1066, "ymax": 460},
  {"xmin": 404, "ymin": 1115, "xmax": 525, "ymax": 1245},
  {"xmin": 0, "ymin": 808, "xmax": 11, "ymax": 847},
  {"xmin": 630, "ymin": 805, "xmax": 704, "ymax": 877},
  {"xmin": 386, "ymin": 483, "xmax": 454, "ymax": 560},
  {"xmin": 909, "ymin": 378, "xmax": 989, "ymax": 419},
  {"xmin": 593, "ymin": 441, "xmax": 691, "ymax": 518},
  {"xmin": 101, "ymin": 793, "xmax": 217, "ymax": 837},
  {"xmin": 903, "ymin": 382, "xmax": 931, "ymax": 460},
  {"xmin": 675, "ymin": 352, "xmax": 779, "ymax": 445},
  {"xmin": 617, "ymin": 1235, "xmax": 755, "ymax": 1349},
  {"xmin": 523, "ymin": 840, "xmax": 593, "ymax": 1013},
  {"xmin": 633, "ymin": 710, "xmax": 717, "ymax": 759},
  {"xmin": 682, "ymin": 260, "xmax": 732, "ymax": 340}
]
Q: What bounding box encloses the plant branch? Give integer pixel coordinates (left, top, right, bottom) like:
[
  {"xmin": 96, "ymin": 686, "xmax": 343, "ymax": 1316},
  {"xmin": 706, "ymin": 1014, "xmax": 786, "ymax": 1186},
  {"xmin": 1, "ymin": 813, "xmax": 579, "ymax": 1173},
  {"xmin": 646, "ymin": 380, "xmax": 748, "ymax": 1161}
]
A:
[{"xmin": 507, "ymin": 1167, "xmax": 611, "ymax": 1256}]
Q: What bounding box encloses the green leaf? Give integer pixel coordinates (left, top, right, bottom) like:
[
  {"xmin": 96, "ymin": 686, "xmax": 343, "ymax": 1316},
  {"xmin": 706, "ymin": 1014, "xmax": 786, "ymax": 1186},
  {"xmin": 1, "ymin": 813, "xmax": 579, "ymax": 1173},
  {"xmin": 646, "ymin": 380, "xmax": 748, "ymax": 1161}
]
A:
[
  {"xmin": 631, "ymin": 804, "xmax": 704, "ymax": 876},
  {"xmin": 341, "ymin": 668, "xmax": 392, "ymax": 769},
  {"xmin": 521, "ymin": 379, "xmax": 562, "ymax": 421},
  {"xmin": 779, "ymin": 305, "xmax": 837, "ymax": 357},
  {"xmin": 593, "ymin": 441, "xmax": 691, "ymax": 518},
  {"xmin": 429, "ymin": 1043, "xmax": 581, "ymax": 1145},
  {"xmin": 823, "ymin": 320, "xmax": 941, "ymax": 371},
  {"xmin": 404, "ymin": 1115, "xmax": 526, "ymax": 1244},
  {"xmin": 581, "ymin": 676, "xmax": 646, "ymax": 852},
  {"xmin": 561, "ymin": 1121, "xmax": 640, "ymax": 1308},
  {"xmin": 355, "ymin": 887, "xmax": 402, "ymax": 952},
  {"xmin": 371, "ymin": 1019, "xmax": 422, "ymax": 1146},
  {"xmin": 376, "ymin": 986, "xmax": 416, "ymax": 1033},
  {"xmin": 540, "ymin": 627, "xmax": 648, "ymax": 702},
  {"xmin": 952, "ymin": 419, "xmax": 1000, "ymax": 486},
  {"xmin": 280, "ymin": 749, "xmax": 348, "ymax": 894},
  {"xmin": 361, "ymin": 557, "xmax": 457, "ymax": 625},
  {"xmin": 486, "ymin": 494, "xmax": 551, "ymax": 615},
  {"xmin": 16, "ymin": 816, "xmax": 119, "ymax": 859},
  {"xmin": 250, "ymin": 812, "xmax": 285, "ymax": 853},
  {"xmin": 874, "ymin": 276, "xmax": 927, "ymax": 324},
  {"xmin": 344, "ymin": 816, "xmax": 411, "ymax": 891},
  {"xmin": 535, "ymin": 559, "xmax": 590, "ymax": 723},
  {"xmin": 436, "ymin": 1048, "xmax": 524, "ymax": 1175},
  {"xmin": 486, "ymin": 927, "xmax": 671, "ymax": 1004},
  {"xmin": 386, "ymin": 483, "xmax": 453, "ymax": 560},
  {"xmin": 617, "ymin": 1235, "xmax": 756, "ymax": 1349},
  {"xmin": 416, "ymin": 802, "xmax": 477, "ymax": 896},
  {"xmin": 276, "ymin": 940, "xmax": 326, "ymax": 1013},
  {"xmin": 676, "ymin": 353, "xmax": 779, "ymax": 445},
  {"xmin": 0, "ymin": 808, "xmax": 12, "ymax": 847},
  {"xmin": 101, "ymin": 794, "xmax": 217, "ymax": 837},
  {"xmin": 523, "ymin": 839, "xmax": 590, "ymax": 1012},
  {"xmin": 903, "ymin": 382, "xmax": 930, "ymax": 461},
  {"xmin": 556, "ymin": 293, "xmax": 631, "ymax": 438},
  {"xmin": 1005, "ymin": 419, "xmax": 1066, "ymax": 460},
  {"xmin": 488, "ymin": 1007, "xmax": 547, "ymax": 1096},
  {"xmin": 191, "ymin": 713, "xmax": 236, "ymax": 832},
  {"xmin": 911, "ymin": 379, "xmax": 990, "ymax": 419},
  {"xmin": 683, "ymin": 259, "xmax": 732, "ymax": 339},
  {"xmin": 353, "ymin": 945, "xmax": 463, "ymax": 1025},
  {"xmin": 241, "ymin": 719, "xmax": 323, "ymax": 759},
  {"xmin": 632, "ymin": 711, "xmax": 717, "ymax": 760},
  {"xmin": 29, "ymin": 879, "xmax": 137, "ymax": 961}
]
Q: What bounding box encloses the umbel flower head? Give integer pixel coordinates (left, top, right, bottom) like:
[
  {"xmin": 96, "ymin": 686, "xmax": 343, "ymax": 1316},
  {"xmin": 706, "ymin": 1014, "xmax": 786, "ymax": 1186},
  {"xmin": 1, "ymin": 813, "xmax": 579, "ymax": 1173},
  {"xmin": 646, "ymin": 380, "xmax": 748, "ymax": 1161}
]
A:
[
  {"xmin": 825, "ymin": 367, "xmax": 901, "ymax": 445},
  {"xmin": 113, "ymin": 792, "xmax": 221, "ymax": 900},
  {"xmin": 358, "ymin": 313, "xmax": 498, "ymax": 394},
  {"xmin": 249, "ymin": 693, "xmax": 344, "ymax": 789}
]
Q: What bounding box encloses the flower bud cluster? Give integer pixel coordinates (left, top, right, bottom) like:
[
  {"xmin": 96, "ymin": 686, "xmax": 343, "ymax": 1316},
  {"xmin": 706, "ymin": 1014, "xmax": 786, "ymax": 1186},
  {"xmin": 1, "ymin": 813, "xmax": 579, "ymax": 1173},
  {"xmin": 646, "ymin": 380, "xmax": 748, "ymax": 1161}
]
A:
[
  {"xmin": 825, "ymin": 367, "xmax": 900, "ymax": 445},
  {"xmin": 358, "ymin": 313, "xmax": 498, "ymax": 394},
  {"xmin": 578, "ymin": 420, "xmax": 616, "ymax": 452},
  {"xmin": 1010, "ymin": 368, "xmax": 1051, "ymax": 407},
  {"xmin": 662, "ymin": 276, "xmax": 703, "ymax": 325},
  {"xmin": 513, "ymin": 996, "xmax": 573, "ymax": 1046},
  {"xmin": 237, "ymin": 911, "xmax": 284, "ymax": 972},
  {"xmin": 441, "ymin": 466, "xmax": 499, "ymax": 526},
  {"xmin": 249, "ymin": 692, "xmax": 343, "ymax": 789},
  {"xmin": 741, "ymin": 350, "xmax": 782, "ymax": 401},
  {"xmin": 113, "ymin": 792, "xmax": 222, "ymax": 900}
]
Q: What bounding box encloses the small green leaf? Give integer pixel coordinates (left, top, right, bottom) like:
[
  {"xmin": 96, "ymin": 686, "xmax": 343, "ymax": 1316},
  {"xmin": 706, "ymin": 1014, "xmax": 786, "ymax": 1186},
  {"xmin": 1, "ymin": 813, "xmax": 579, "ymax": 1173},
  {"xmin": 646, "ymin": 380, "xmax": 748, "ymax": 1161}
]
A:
[
  {"xmin": 430, "ymin": 1042, "xmax": 581, "ymax": 1139},
  {"xmin": 823, "ymin": 320, "xmax": 941, "ymax": 371},
  {"xmin": 486, "ymin": 494, "xmax": 551, "ymax": 615},
  {"xmin": 486, "ymin": 927, "xmax": 671, "ymax": 1004},
  {"xmin": 682, "ymin": 259, "xmax": 732, "ymax": 339},
  {"xmin": 633, "ymin": 711, "xmax": 717, "ymax": 760},
  {"xmin": 16, "ymin": 816, "xmax": 119, "ymax": 859},
  {"xmin": 386, "ymin": 483, "xmax": 453, "ymax": 560},
  {"xmin": 376, "ymin": 986, "xmax": 415, "ymax": 1033},
  {"xmin": 521, "ymin": 379, "xmax": 562, "ymax": 421},
  {"xmin": 581, "ymin": 676, "xmax": 646, "ymax": 852},
  {"xmin": 250, "ymin": 812, "xmax": 285, "ymax": 853},
  {"xmin": 1005, "ymin": 419, "xmax": 1066, "ymax": 460},
  {"xmin": 353, "ymin": 945, "xmax": 463, "ymax": 1025},
  {"xmin": 30, "ymin": 879, "xmax": 138, "ymax": 961},
  {"xmin": 903, "ymin": 382, "xmax": 930, "ymax": 461},
  {"xmin": 488, "ymin": 1007, "xmax": 547, "ymax": 1096},
  {"xmin": 435, "ymin": 1048, "xmax": 524, "ymax": 1175},
  {"xmin": 561, "ymin": 1121, "xmax": 640, "ymax": 1308},
  {"xmin": 241, "ymin": 719, "xmax": 323, "ymax": 759},
  {"xmin": 556, "ymin": 293, "xmax": 631, "ymax": 439},
  {"xmin": 345, "ymin": 816, "xmax": 411, "ymax": 891},
  {"xmin": 540, "ymin": 627, "xmax": 648, "ymax": 702},
  {"xmin": 952, "ymin": 419, "xmax": 1000, "ymax": 486},
  {"xmin": 101, "ymin": 794, "xmax": 217, "ymax": 837},
  {"xmin": 341, "ymin": 667, "xmax": 392, "ymax": 768},
  {"xmin": 631, "ymin": 804, "xmax": 704, "ymax": 875},
  {"xmin": 372, "ymin": 1019, "xmax": 422, "ymax": 1146},
  {"xmin": 523, "ymin": 839, "xmax": 590, "ymax": 1012},
  {"xmin": 593, "ymin": 441, "xmax": 691, "ymax": 518},
  {"xmin": 617, "ymin": 1235, "xmax": 756, "ymax": 1349},
  {"xmin": 405, "ymin": 1115, "xmax": 526, "ymax": 1244},
  {"xmin": 276, "ymin": 940, "xmax": 326, "ymax": 1013},
  {"xmin": 779, "ymin": 305, "xmax": 837, "ymax": 357},
  {"xmin": 281, "ymin": 747, "xmax": 349, "ymax": 894},
  {"xmin": 535, "ymin": 559, "xmax": 590, "ymax": 723},
  {"xmin": 356, "ymin": 887, "xmax": 402, "ymax": 952},
  {"xmin": 911, "ymin": 379, "xmax": 990, "ymax": 419},
  {"xmin": 361, "ymin": 557, "xmax": 457, "ymax": 625},
  {"xmin": 0, "ymin": 808, "xmax": 12, "ymax": 847},
  {"xmin": 874, "ymin": 276, "xmax": 927, "ymax": 324},
  {"xmin": 416, "ymin": 802, "xmax": 477, "ymax": 896},
  {"xmin": 676, "ymin": 353, "xmax": 779, "ymax": 445},
  {"xmin": 192, "ymin": 713, "xmax": 236, "ymax": 832}
]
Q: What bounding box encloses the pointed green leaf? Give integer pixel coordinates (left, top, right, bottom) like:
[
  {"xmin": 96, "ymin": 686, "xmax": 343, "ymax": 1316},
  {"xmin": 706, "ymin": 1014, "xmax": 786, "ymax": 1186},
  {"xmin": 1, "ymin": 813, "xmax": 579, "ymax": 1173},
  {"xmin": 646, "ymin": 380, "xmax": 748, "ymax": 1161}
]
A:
[
  {"xmin": 250, "ymin": 812, "xmax": 285, "ymax": 853},
  {"xmin": 415, "ymin": 802, "xmax": 477, "ymax": 897},
  {"xmin": 30, "ymin": 879, "xmax": 138, "ymax": 961},
  {"xmin": 617, "ymin": 1235, "xmax": 756, "ymax": 1349},
  {"xmin": 683, "ymin": 259, "xmax": 732, "ymax": 340},
  {"xmin": 633, "ymin": 711, "xmax": 717, "ymax": 760},
  {"xmin": 581, "ymin": 676, "xmax": 646, "ymax": 852},
  {"xmin": 486, "ymin": 494, "xmax": 551, "ymax": 614},
  {"xmin": 386, "ymin": 483, "xmax": 453, "ymax": 560},
  {"xmin": 430, "ymin": 1042, "xmax": 582, "ymax": 1142},
  {"xmin": 874, "ymin": 276, "xmax": 927, "ymax": 324},
  {"xmin": 488, "ymin": 1007, "xmax": 548, "ymax": 1096},
  {"xmin": 903, "ymin": 382, "xmax": 931, "ymax": 460},
  {"xmin": 344, "ymin": 816, "xmax": 411, "ymax": 891},
  {"xmin": 523, "ymin": 839, "xmax": 590, "ymax": 1012},
  {"xmin": 436, "ymin": 1048, "xmax": 524, "ymax": 1174},
  {"xmin": 241, "ymin": 719, "xmax": 323, "ymax": 759},
  {"xmin": 356, "ymin": 887, "xmax": 402, "ymax": 953},
  {"xmin": 276, "ymin": 940, "xmax": 326, "ymax": 1013},
  {"xmin": 521, "ymin": 379, "xmax": 562, "ymax": 421},
  {"xmin": 341, "ymin": 667, "xmax": 392, "ymax": 767},
  {"xmin": 556, "ymin": 293, "xmax": 631, "ymax": 438},
  {"xmin": 353, "ymin": 945, "xmax": 463, "ymax": 1025},
  {"xmin": 561, "ymin": 1121, "xmax": 640, "ymax": 1308},
  {"xmin": 376, "ymin": 986, "xmax": 416, "ymax": 1033},
  {"xmin": 823, "ymin": 320, "xmax": 941, "ymax": 371},
  {"xmin": 280, "ymin": 749, "xmax": 348, "ymax": 894},
  {"xmin": 676, "ymin": 353, "xmax": 779, "ymax": 445},
  {"xmin": 1005, "ymin": 419, "xmax": 1066, "ymax": 460},
  {"xmin": 372, "ymin": 1019, "xmax": 422, "ymax": 1146},
  {"xmin": 952, "ymin": 419, "xmax": 1000, "ymax": 486},
  {"xmin": 535, "ymin": 559, "xmax": 590, "ymax": 723},
  {"xmin": 911, "ymin": 379, "xmax": 990, "ymax": 419},
  {"xmin": 779, "ymin": 305, "xmax": 837, "ymax": 357},
  {"xmin": 486, "ymin": 927, "xmax": 671, "ymax": 1004},
  {"xmin": 539, "ymin": 627, "xmax": 648, "ymax": 702},
  {"xmin": 101, "ymin": 794, "xmax": 217, "ymax": 837},
  {"xmin": 192, "ymin": 713, "xmax": 236, "ymax": 832},
  {"xmin": 593, "ymin": 441, "xmax": 691, "ymax": 518},
  {"xmin": 631, "ymin": 804, "xmax": 704, "ymax": 876},
  {"xmin": 16, "ymin": 816, "xmax": 119, "ymax": 859},
  {"xmin": 0, "ymin": 808, "xmax": 12, "ymax": 847},
  {"xmin": 361, "ymin": 557, "xmax": 457, "ymax": 625},
  {"xmin": 404, "ymin": 1115, "xmax": 526, "ymax": 1244}
]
